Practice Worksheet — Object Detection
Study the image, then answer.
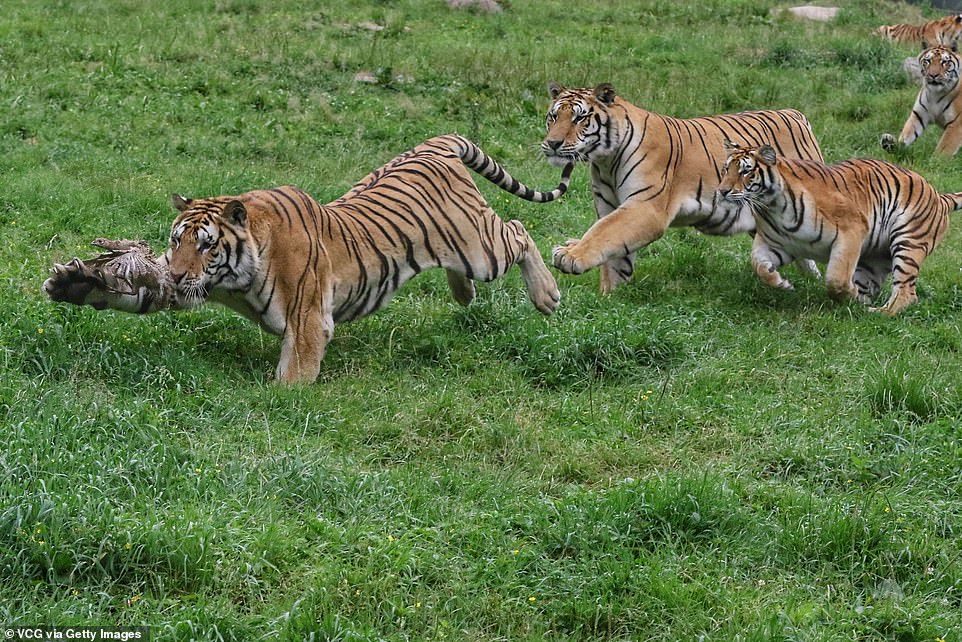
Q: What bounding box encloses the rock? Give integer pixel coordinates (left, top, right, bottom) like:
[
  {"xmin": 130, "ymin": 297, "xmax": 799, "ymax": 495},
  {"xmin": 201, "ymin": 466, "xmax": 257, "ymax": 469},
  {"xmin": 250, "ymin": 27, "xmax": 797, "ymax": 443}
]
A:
[
  {"xmin": 785, "ymin": 5, "xmax": 840, "ymax": 22},
  {"xmin": 902, "ymin": 56, "xmax": 923, "ymax": 83},
  {"xmin": 353, "ymin": 71, "xmax": 378, "ymax": 84},
  {"xmin": 447, "ymin": 0, "xmax": 503, "ymax": 13}
]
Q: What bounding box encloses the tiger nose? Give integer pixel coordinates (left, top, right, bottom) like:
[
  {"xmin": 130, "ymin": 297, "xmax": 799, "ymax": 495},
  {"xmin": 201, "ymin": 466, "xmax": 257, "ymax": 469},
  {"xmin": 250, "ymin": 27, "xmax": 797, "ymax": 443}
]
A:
[{"xmin": 544, "ymin": 139, "xmax": 563, "ymax": 151}]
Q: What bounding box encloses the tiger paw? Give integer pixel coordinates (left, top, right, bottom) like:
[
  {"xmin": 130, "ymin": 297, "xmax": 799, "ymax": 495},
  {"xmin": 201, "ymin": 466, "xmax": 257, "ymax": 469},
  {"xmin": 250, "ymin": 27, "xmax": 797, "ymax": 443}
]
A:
[
  {"xmin": 776, "ymin": 278, "xmax": 794, "ymax": 291},
  {"xmin": 880, "ymin": 134, "xmax": 898, "ymax": 153},
  {"xmin": 798, "ymin": 259, "xmax": 821, "ymax": 280},
  {"xmin": 529, "ymin": 278, "xmax": 561, "ymax": 315},
  {"xmin": 868, "ymin": 305, "xmax": 898, "ymax": 317},
  {"xmin": 552, "ymin": 239, "xmax": 591, "ymax": 275},
  {"xmin": 518, "ymin": 255, "xmax": 561, "ymax": 315}
]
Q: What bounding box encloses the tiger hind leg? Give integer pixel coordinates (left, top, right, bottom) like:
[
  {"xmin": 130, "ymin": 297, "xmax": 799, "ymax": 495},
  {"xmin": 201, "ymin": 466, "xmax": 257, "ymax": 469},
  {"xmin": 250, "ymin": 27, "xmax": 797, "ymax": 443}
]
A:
[
  {"xmin": 446, "ymin": 270, "xmax": 476, "ymax": 306},
  {"xmin": 507, "ymin": 220, "xmax": 561, "ymax": 315},
  {"xmin": 871, "ymin": 246, "xmax": 928, "ymax": 315},
  {"xmin": 853, "ymin": 258, "xmax": 889, "ymax": 305},
  {"xmin": 599, "ymin": 253, "xmax": 636, "ymax": 294}
]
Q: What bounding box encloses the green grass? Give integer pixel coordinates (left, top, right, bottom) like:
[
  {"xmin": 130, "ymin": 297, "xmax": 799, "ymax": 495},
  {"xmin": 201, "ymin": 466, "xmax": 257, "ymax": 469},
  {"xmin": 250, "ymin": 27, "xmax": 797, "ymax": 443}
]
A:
[{"xmin": 2, "ymin": 0, "xmax": 962, "ymax": 639}]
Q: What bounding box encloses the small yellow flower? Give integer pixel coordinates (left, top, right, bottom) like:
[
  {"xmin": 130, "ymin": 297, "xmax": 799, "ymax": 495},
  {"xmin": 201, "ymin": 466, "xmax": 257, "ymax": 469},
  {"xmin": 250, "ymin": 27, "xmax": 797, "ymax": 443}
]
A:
[
  {"xmin": 646, "ymin": 389, "xmax": 653, "ymax": 394},
  {"xmin": 935, "ymin": 637, "xmax": 945, "ymax": 642},
  {"xmin": 511, "ymin": 549, "xmax": 520, "ymax": 555},
  {"xmin": 125, "ymin": 542, "xmax": 132, "ymax": 550},
  {"xmin": 415, "ymin": 602, "xmax": 422, "ymax": 608},
  {"xmin": 37, "ymin": 328, "xmax": 44, "ymax": 334},
  {"xmin": 387, "ymin": 534, "xmax": 395, "ymax": 542},
  {"xmin": 528, "ymin": 596, "xmax": 537, "ymax": 603},
  {"xmin": 126, "ymin": 594, "xmax": 141, "ymax": 606},
  {"xmin": 884, "ymin": 507, "xmax": 891, "ymax": 513}
]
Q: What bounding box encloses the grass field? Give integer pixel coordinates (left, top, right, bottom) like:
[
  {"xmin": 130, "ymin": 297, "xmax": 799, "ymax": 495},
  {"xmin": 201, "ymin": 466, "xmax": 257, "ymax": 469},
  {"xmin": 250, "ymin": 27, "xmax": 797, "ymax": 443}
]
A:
[{"xmin": 2, "ymin": 0, "xmax": 962, "ymax": 639}]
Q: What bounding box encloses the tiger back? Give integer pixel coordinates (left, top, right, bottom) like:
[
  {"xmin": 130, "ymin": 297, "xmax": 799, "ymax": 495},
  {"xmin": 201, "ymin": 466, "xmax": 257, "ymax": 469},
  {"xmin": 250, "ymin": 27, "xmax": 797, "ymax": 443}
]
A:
[
  {"xmin": 718, "ymin": 141, "xmax": 962, "ymax": 315},
  {"xmin": 540, "ymin": 83, "xmax": 824, "ymax": 293}
]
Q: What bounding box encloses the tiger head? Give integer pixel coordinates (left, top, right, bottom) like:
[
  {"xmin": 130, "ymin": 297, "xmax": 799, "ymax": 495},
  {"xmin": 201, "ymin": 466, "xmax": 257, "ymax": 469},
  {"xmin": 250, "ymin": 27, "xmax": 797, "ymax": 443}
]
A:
[
  {"xmin": 167, "ymin": 194, "xmax": 256, "ymax": 308},
  {"xmin": 542, "ymin": 83, "xmax": 621, "ymax": 167},
  {"xmin": 919, "ymin": 43, "xmax": 960, "ymax": 90},
  {"xmin": 717, "ymin": 140, "xmax": 780, "ymax": 206}
]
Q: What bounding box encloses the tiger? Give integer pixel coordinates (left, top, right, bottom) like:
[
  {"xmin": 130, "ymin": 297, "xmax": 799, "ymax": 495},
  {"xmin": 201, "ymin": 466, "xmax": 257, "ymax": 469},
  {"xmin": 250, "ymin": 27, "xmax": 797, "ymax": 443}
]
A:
[
  {"xmin": 876, "ymin": 14, "xmax": 962, "ymax": 48},
  {"xmin": 717, "ymin": 140, "xmax": 961, "ymax": 315},
  {"xmin": 44, "ymin": 134, "xmax": 573, "ymax": 383},
  {"xmin": 541, "ymin": 83, "xmax": 824, "ymax": 293},
  {"xmin": 880, "ymin": 43, "xmax": 962, "ymax": 157}
]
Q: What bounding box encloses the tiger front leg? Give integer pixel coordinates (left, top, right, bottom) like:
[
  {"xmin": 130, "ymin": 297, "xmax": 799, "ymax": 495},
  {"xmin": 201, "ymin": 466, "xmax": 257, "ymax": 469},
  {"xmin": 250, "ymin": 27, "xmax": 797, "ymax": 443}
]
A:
[
  {"xmin": 935, "ymin": 119, "xmax": 962, "ymax": 156},
  {"xmin": 275, "ymin": 309, "xmax": 334, "ymax": 384},
  {"xmin": 751, "ymin": 236, "xmax": 794, "ymax": 291},
  {"xmin": 553, "ymin": 199, "xmax": 669, "ymax": 278},
  {"xmin": 824, "ymin": 233, "xmax": 863, "ymax": 302},
  {"xmin": 592, "ymin": 194, "xmax": 636, "ymax": 294},
  {"xmin": 881, "ymin": 101, "xmax": 932, "ymax": 152}
]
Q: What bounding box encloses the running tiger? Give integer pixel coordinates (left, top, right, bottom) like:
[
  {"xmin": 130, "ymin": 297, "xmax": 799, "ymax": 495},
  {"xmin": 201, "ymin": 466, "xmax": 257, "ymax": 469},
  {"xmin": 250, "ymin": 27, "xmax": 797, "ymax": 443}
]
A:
[
  {"xmin": 880, "ymin": 43, "xmax": 962, "ymax": 157},
  {"xmin": 876, "ymin": 14, "xmax": 962, "ymax": 48},
  {"xmin": 44, "ymin": 135, "xmax": 572, "ymax": 383},
  {"xmin": 541, "ymin": 83, "xmax": 824, "ymax": 293},
  {"xmin": 718, "ymin": 140, "xmax": 961, "ymax": 315}
]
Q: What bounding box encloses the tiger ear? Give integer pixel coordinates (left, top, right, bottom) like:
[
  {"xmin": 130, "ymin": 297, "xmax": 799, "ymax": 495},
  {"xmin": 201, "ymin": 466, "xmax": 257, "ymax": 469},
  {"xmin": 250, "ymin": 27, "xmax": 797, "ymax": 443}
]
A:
[
  {"xmin": 171, "ymin": 194, "xmax": 191, "ymax": 212},
  {"xmin": 757, "ymin": 145, "xmax": 777, "ymax": 166},
  {"xmin": 723, "ymin": 138, "xmax": 740, "ymax": 155},
  {"xmin": 548, "ymin": 82, "xmax": 565, "ymax": 99},
  {"xmin": 593, "ymin": 83, "xmax": 616, "ymax": 106},
  {"xmin": 922, "ymin": 39, "xmax": 931, "ymax": 50},
  {"xmin": 221, "ymin": 200, "xmax": 247, "ymax": 226},
  {"xmin": 952, "ymin": 40, "xmax": 959, "ymax": 52},
  {"xmin": 955, "ymin": 14, "xmax": 962, "ymax": 23}
]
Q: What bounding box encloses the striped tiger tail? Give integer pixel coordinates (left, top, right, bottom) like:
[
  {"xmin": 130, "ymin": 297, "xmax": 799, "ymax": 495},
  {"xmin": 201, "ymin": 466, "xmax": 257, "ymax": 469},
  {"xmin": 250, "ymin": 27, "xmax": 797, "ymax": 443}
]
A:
[
  {"xmin": 940, "ymin": 191, "xmax": 962, "ymax": 212},
  {"xmin": 447, "ymin": 134, "xmax": 574, "ymax": 202}
]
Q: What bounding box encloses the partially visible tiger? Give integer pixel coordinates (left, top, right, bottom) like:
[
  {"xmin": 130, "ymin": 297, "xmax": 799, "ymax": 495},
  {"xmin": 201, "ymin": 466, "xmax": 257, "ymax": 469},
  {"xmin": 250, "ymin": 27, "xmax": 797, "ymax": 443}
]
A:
[
  {"xmin": 876, "ymin": 14, "xmax": 962, "ymax": 48},
  {"xmin": 718, "ymin": 140, "xmax": 961, "ymax": 315},
  {"xmin": 880, "ymin": 43, "xmax": 962, "ymax": 157},
  {"xmin": 44, "ymin": 134, "xmax": 573, "ymax": 383},
  {"xmin": 541, "ymin": 83, "xmax": 824, "ymax": 293}
]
